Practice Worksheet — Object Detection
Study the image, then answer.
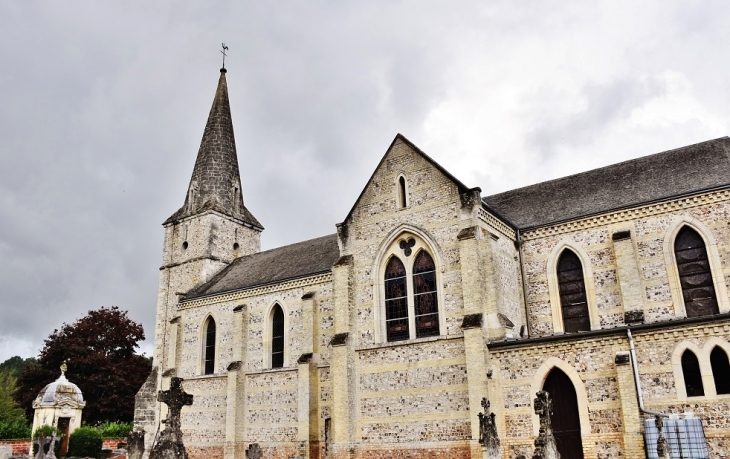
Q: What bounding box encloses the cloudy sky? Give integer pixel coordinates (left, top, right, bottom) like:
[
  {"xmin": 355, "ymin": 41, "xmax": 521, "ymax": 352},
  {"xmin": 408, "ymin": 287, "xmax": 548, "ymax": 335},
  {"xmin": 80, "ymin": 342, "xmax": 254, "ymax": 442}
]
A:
[{"xmin": 1, "ymin": 1, "xmax": 729, "ymax": 362}]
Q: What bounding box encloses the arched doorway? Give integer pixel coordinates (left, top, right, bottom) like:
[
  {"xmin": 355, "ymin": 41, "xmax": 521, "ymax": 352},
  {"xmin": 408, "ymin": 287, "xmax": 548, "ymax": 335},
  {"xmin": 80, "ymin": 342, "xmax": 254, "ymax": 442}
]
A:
[{"xmin": 544, "ymin": 368, "xmax": 584, "ymax": 459}]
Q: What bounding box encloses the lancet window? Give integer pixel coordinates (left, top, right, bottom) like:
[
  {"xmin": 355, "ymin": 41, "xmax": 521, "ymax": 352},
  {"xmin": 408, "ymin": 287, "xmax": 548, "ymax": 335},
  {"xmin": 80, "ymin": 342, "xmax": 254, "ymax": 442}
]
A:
[
  {"xmin": 271, "ymin": 304, "xmax": 285, "ymax": 369},
  {"xmin": 556, "ymin": 249, "xmax": 590, "ymax": 333},
  {"xmin": 674, "ymin": 226, "xmax": 719, "ymax": 317},
  {"xmin": 204, "ymin": 317, "xmax": 216, "ymax": 375},
  {"xmin": 711, "ymin": 346, "xmax": 730, "ymax": 395},
  {"xmin": 681, "ymin": 349, "xmax": 705, "ymax": 397}
]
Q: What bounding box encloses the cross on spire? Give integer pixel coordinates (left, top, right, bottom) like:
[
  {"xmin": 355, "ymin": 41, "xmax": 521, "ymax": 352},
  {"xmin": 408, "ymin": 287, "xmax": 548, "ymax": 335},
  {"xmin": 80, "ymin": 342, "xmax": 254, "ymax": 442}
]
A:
[{"xmin": 221, "ymin": 43, "xmax": 229, "ymax": 70}]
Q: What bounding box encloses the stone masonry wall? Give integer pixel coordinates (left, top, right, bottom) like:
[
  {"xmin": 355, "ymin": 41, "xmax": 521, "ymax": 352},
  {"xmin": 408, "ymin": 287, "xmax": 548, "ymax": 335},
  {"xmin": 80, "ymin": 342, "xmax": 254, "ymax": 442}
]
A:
[
  {"xmin": 521, "ymin": 192, "xmax": 730, "ymax": 336},
  {"xmin": 172, "ymin": 276, "xmax": 333, "ymax": 458},
  {"xmin": 492, "ymin": 320, "xmax": 730, "ymax": 458}
]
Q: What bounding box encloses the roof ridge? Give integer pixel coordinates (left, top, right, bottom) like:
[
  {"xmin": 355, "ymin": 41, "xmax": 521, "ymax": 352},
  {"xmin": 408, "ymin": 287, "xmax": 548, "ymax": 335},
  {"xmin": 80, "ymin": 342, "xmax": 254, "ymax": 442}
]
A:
[{"xmin": 485, "ymin": 136, "xmax": 730, "ymax": 199}]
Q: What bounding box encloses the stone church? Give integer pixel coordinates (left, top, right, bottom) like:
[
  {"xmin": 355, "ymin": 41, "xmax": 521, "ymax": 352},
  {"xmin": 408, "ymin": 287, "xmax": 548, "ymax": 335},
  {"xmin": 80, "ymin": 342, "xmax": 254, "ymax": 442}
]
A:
[{"xmin": 134, "ymin": 67, "xmax": 730, "ymax": 459}]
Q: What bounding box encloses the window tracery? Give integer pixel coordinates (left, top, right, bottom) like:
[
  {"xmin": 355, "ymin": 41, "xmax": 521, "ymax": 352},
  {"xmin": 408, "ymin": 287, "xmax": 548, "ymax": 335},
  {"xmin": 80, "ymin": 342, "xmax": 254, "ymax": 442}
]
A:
[{"xmin": 379, "ymin": 232, "xmax": 442, "ymax": 342}]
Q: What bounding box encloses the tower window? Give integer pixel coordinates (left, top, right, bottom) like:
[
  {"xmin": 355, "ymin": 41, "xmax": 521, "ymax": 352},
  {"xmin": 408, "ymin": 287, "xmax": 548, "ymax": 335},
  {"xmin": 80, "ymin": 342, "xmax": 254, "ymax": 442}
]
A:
[
  {"xmin": 674, "ymin": 226, "xmax": 719, "ymax": 317},
  {"xmin": 204, "ymin": 317, "xmax": 216, "ymax": 375},
  {"xmin": 711, "ymin": 346, "xmax": 730, "ymax": 395},
  {"xmin": 557, "ymin": 249, "xmax": 590, "ymax": 333},
  {"xmin": 271, "ymin": 305, "xmax": 285, "ymax": 368},
  {"xmin": 681, "ymin": 349, "xmax": 705, "ymax": 397}
]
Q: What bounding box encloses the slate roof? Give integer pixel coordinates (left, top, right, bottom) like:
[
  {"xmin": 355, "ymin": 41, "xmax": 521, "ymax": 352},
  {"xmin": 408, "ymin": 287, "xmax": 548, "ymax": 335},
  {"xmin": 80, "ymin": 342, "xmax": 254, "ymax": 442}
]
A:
[
  {"xmin": 483, "ymin": 137, "xmax": 730, "ymax": 229},
  {"xmin": 183, "ymin": 234, "xmax": 340, "ymax": 300},
  {"xmin": 165, "ymin": 70, "xmax": 262, "ymax": 229}
]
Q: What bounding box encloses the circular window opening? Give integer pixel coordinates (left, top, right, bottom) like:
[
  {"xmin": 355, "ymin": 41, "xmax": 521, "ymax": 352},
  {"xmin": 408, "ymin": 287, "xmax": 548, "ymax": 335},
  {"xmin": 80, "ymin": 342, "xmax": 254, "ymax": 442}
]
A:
[
  {"xmin": 182, "ymin": 241, "xmax": 188, "ymax": 250},
  {"xmin": 233, "ymin": 242, "xmax": 240, "ymax": 250}
]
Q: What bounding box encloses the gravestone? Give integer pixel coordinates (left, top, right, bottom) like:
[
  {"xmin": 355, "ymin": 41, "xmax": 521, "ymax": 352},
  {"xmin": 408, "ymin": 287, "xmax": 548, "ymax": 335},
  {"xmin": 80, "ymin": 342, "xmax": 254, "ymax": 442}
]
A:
[
  {"xmin": 46, "ymin": 433, "xmax": 57, "ymax": 459},
  {"xmin": 149, "ymin": 377, "xmax": 193, "ymax": 459},
  {"xmin": 0, "ymin": 444, "xmax": 11, "ymax": 459},
  {"xmin": 478, "ymin": 397, "xmax": 500, "ymax": 458},
  {"xmin": 245, "ymin": 443, "xmax": 262, "ymax": 459},
  {"xmin": 127, "ymin": 430, "xmax": 146, "ymax": 459},
  {"xmin": 34, "ymin": 435, "xmax": 51, "ymax": 459},
  {"xmin": 532, "ymin": 391, "xmax": 559, "ymax": 459}
]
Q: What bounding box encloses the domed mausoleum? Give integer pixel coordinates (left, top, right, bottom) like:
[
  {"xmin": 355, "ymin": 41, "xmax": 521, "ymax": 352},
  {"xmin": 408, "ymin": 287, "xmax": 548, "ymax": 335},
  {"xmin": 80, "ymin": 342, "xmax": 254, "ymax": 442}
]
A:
[{"xmin": 32, "ymin": 362, "xmax": 85, "ymax": 453}]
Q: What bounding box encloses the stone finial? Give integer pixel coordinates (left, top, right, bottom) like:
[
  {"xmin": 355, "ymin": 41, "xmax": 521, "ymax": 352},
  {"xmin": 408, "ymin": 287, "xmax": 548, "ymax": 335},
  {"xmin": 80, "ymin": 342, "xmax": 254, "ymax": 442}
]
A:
[{"xmin": 60, "ymin": 361, "xmax": 67, "ymax": 376}]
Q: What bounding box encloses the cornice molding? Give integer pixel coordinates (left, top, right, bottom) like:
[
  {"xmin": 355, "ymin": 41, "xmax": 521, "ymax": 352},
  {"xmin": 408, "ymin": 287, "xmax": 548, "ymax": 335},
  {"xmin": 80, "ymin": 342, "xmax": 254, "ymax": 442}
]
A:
[
  {"xmin": 177, "ymin": 273, "xmax": 332, "ymax": 309},
  {"xmin": 521, "ymin": 189, "xmax": 730, "ymax": 241}
]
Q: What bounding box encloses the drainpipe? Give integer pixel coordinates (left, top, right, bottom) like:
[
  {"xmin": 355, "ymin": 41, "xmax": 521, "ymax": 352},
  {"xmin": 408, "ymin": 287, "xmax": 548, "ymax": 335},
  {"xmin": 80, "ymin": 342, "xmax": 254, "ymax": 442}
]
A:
[{"xmin": 626, "ymin": 328, "xmax": 668, "ymax": 418}]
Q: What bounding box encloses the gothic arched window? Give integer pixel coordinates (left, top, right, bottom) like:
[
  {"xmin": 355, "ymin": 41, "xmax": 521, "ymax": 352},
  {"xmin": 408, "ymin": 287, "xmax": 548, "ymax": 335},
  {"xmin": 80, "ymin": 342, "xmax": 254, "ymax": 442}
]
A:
[
  {"xmin": 385, "ymin": 257, "xmax": 409, "ymax": 341},
  {"xmin": 557, "ymin": 250, "xmax": 590, "ymax": 333},
  {"xmin": 674, "ymin": 227, "xmax": 719, "ymax": 317},
  {"xmin": 681, "ymin": 349, "xmax": 705, "ymax": 397},
  {"xmin": 711, "ymin": 346, "xmax": 730, "ymax": 395},
  {"xmin": 271, "ymin": 304, "xmax": 285, "ymax": 368},
  {"xmin": 204, "ymin": 317, "xmax": 216, "ymax": 375},
  {"xmin": 413, "ymin": 251, "xmax": 439, "ymax": 338}
]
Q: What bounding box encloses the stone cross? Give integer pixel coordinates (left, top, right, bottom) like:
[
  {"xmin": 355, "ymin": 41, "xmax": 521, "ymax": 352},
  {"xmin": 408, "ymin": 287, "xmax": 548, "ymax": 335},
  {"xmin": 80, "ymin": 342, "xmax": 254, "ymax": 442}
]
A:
[
  {"xmin": 34, "ymin": 435, "xmax": 50, "ymax": 459},
  {"xmin": 158, "ymin": 377, "xmax": 193, "ymax": 443},
  {"xmin": 655, "ymin": 415, "xmax": 670, "ymax": 459},
  {"xmin": 478, "ymin": 397, "xmax": 500, "ymax": 458},
  {"xmin": 245, "ymin": 443, "xmax": 262, "ymax": 459},
  {"xmin": 149, "ymin": 377, "xmax": 194, "ymax": 459},
  {"xmin": 532, "ymin": 391, "xmax": 559, "ymax": 459}
]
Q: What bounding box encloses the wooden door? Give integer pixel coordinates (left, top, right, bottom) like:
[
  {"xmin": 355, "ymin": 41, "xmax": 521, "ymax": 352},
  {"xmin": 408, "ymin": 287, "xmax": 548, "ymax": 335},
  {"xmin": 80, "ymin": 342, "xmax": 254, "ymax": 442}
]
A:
[
  {"xmin": 544, "ymin": 369, "xmax": 584, "ymax": 459},
  {"xmin": 57, "ymin": 417, "xmax": 70, "ymax": 456}
]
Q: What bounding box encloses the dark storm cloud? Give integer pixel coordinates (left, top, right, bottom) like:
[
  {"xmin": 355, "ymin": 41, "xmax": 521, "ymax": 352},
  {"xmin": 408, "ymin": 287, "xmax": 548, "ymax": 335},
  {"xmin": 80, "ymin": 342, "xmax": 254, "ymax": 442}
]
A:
[{"xmin": 1, "ymin": 1, "xmax": 729, "ymax": 360}]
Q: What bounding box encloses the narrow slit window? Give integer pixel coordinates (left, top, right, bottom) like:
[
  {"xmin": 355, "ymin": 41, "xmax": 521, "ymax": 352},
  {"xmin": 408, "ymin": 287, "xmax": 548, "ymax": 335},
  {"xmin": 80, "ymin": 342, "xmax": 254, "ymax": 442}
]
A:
[
  {"xmin": 710, "ymin": 346, "xmax": 730, "ymax": 395},
  {"xmin": 682, "ymin": 349, "xmax": 705, "ymax": 397},
  {"xmin": 413, "ymin": 251, "xmax": 439, "ymax": 338},
  {"xmin": 271, "ymin": 305, "xmax": 285, "ymax": 368},
  {"xmin": 674, "ymin": 227, "xmax": 719, "ymax": 317},
  {"xmin": 557, "ymin": 250, "xmax": 590, "ymax": 333},
  {"xmin": 398, "ymin": 176, "xmax": 407, "ymax": 209},
  {"xmin": 385, "ymin": 257, "xmax": 409, "ymax": 341},
  {"xmin": 204, "ymin": 318, "xmax": 216, "ymax": 375}
]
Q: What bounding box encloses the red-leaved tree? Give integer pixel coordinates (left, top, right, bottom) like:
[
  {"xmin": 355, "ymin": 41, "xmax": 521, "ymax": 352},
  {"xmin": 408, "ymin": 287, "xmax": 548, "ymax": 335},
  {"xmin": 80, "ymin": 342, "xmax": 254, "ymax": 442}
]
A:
[{"xmin": 15, "ymin": 307, "xmax": 152, "ymax": 425}]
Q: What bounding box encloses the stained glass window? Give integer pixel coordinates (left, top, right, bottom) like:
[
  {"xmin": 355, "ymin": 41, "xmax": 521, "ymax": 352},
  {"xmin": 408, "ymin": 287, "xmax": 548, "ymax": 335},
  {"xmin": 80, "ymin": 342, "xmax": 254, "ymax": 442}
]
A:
[
  {"xmin": 413, "ymin": 251, "xmax": 439, "ymax": 338},
  {"xmin": 385, "ymin": 257, "xmax": 409, "ymax": 341}
]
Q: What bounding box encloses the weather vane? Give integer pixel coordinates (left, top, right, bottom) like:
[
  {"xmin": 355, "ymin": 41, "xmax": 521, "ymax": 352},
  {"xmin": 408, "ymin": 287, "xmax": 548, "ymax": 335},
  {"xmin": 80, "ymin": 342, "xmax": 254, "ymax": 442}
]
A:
[{"xmin": 221, "ymin": 43, "xmax": 229, "ymax": 69}]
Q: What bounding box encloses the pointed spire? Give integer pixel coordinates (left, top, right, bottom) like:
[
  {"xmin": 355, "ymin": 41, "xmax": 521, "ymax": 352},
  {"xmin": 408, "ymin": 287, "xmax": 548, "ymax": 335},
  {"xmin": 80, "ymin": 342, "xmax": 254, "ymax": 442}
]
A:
[{"xmin": 166, "ymin": 69, "xmax": 262, "ymax": 229}]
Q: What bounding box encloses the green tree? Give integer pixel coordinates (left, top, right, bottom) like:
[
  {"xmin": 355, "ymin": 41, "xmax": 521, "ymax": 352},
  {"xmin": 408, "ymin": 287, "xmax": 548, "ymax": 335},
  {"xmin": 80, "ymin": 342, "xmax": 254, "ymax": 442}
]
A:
[
  {"xmin": 0, "ymin": 370, "xmax": 25, "ymax": 423},
  {"xmin": 15, "ymin": 306, "xmax": 152, "ymax": 424},
  {"xmin": 0, "ymin": 356, "xmax": 37, "ymax": 376}
]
